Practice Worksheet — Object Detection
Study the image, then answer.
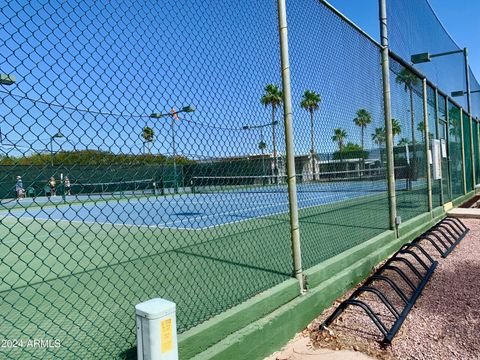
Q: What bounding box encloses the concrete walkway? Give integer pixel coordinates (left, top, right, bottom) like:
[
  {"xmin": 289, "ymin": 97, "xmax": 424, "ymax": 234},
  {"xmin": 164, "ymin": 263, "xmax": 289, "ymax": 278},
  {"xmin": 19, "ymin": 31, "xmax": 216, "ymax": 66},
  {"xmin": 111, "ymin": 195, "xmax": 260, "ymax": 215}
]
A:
[
  {"xmin": 447, "ymin": 207, "xmax": 480, "ymax": 219},
  {"xmin": 265, "ymin": 336, "xmax": 374, "ymax": 360}
]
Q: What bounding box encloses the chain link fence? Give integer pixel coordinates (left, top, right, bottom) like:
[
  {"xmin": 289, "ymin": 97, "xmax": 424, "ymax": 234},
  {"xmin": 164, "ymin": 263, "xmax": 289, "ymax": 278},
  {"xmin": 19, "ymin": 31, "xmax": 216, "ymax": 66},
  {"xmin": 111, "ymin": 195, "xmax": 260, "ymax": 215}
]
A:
[{"xmin": 1, "ymin": 0, "xmax": 478, "ymax": 359}]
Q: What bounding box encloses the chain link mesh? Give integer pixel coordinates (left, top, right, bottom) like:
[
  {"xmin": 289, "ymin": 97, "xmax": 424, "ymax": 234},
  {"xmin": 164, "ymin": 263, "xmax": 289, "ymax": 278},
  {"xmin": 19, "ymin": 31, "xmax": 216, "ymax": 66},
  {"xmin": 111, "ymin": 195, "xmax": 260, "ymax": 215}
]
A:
[
  {"xmin": 387, "ymin": 0, "xmax": 480, "ymax": 118},
  {"xmin": 0, "ymin": 0, "xmax": 478, "ymax": 359}
]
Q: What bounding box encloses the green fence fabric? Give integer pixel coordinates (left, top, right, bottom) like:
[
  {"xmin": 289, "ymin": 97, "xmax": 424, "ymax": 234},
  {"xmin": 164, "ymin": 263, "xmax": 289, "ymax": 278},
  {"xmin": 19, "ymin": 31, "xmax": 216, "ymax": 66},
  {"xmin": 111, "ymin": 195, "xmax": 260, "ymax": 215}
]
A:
[
  {"xmin": 389, "ymin": 59, "xmax": 429, "ymax": 222},
  {"xmin": 427, "ymin": 85, "xmax": 442, "ymax": 208},
  {"xmin": 463, "ymin": 113, "xmax": 473, "ymax": 192},
  {"xmin": 475, "ymin": 121, "xmax": 480, "ymax": 185},
  {"xmin": 448, "ymin": 102, "xmax": 466, "ymax": 199}
]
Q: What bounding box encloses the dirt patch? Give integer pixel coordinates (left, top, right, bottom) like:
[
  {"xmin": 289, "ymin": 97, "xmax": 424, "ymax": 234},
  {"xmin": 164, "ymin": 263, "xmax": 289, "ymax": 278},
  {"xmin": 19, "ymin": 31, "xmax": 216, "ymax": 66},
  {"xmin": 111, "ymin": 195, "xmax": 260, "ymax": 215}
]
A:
[{"xmin": 266, "ymin": 219, "xmax": 480, "ymax": 360}]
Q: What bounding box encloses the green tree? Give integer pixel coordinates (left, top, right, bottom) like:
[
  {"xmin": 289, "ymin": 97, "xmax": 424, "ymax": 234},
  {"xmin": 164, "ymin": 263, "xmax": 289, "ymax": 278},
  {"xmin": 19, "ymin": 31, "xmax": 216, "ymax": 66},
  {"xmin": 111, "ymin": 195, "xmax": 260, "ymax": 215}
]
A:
[
  {"xmin": 353, "ymin": 109, "xmax": 372, "ymax": 151},
  {"xmin": 417, "ymin": 121, "xmax": 434, "ymax": 142},
  {"xmin": 141, "ymin": 126, "xmax": 155, "ymax": 154},
  {"xmin": 260, "ymin": 84, "xmax": 283, "ymax": 180},
  {"xmin": 332, "ymin": 128, "xmax": 348, "ymax": 152},
  {"xmin": 333, "ymin": 142, "xmax": 368, "ymax": 160},
  {"xmin": 300, "ymin": 90, "xmax": 322, "ymax": 179},
  {"xmin": 398, "ymin": 138, "xmax": 410, "ymax": 146}
]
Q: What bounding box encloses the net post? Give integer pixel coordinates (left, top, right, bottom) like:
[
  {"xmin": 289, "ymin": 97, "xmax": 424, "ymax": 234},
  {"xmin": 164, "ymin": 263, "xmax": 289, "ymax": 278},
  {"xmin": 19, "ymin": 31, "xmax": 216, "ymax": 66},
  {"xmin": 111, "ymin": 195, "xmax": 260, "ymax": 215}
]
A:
[
  {"xmin": 379, "ymin": 0, "xmax": 398, "ymax": 234},
  {"xmin": 460, "ymin": 108, "xmax": 467, "ymax": 195},
  {"xmin": 277, "ymin": 0, "xmax": 305, "ymax": 293},
  {"xmin": 422, "ymin": 79, "xmax": 433, "ymax": 212}
]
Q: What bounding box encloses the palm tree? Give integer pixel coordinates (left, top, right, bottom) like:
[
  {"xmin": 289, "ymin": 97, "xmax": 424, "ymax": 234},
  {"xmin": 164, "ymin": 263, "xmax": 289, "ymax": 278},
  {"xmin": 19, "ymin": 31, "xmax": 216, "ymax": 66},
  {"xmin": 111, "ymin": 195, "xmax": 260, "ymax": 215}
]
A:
[
  {"xmin": 261, "ymin": 84, "xmax": 283, "ymax": 181},
  {"xmin": 398, "ymin": 138, "xmax": 410, "ymax": 146},
  {"xmin": 332, "ymin": 128, "xmax": 347, "ymax": 152},
  {"xmin": 392, "ymin": 118, "xmax": 402, "ymax": 144},
  {"xmin": 353, "ymin": 109, "xmax": 372, "ymax": 151},
  {"xmin": 300, "ymin": 90, "xmax": 322, "ymax": 179},
  {"xmin": 417, "ymin": 121, "xmax": 434, "ymax": 142},
  {"xmin": 372, "ymin": 127, "xmax": 385, "ymax": 163},
  {"xmin": 396, "ymin": 68, "xmax": 419, "ymax": 176},
  {"xmin": 141, "ymin": 126, "xmax": 155, "ymax": 154}
]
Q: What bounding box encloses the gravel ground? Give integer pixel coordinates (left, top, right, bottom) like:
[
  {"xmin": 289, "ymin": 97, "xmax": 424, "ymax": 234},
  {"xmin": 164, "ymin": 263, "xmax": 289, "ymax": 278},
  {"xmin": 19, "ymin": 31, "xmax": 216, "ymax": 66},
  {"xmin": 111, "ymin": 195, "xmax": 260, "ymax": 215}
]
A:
[{"xmin": 290, "ymin": 218, "xmax": 480, "ymax": 360}]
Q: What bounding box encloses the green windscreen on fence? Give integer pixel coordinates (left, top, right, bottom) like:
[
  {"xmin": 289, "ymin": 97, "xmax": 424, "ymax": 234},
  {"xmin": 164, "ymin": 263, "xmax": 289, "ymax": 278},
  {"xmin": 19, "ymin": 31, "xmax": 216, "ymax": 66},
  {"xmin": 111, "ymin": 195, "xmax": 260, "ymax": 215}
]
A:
[
  {"xmin": 437, "ymin": 94, "xmax": 451, "ymax": 202},
  {"xmin": 449, "ymin": 102, "xmax": 465, "ymax": 198},
  {"xmin": 427, "ymin": 85, "xmax": 442, "ymax": 208},
  {"xmin": 463, "ymin": 113, "xmax": 473, "ymax": 192},
  {"xmin": 475, "ymin": 121, "xmax": 480, "ymax": 185},
  {"xmin": 389, "ymin": 58, "xmax": 429, "ymax": 221}
]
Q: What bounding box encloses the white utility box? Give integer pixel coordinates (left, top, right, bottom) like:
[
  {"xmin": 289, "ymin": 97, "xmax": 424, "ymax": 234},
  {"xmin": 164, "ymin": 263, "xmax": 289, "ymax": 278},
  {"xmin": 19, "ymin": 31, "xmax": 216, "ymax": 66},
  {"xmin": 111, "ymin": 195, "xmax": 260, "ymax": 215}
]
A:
[{"xmin": 136, "ymin": 298, "xmax": 178, "ymax": 360}]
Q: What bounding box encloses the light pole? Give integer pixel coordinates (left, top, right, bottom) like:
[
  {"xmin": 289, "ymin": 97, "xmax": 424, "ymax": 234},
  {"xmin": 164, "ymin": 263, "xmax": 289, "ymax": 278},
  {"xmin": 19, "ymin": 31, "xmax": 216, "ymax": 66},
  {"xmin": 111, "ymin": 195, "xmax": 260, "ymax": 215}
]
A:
[
  {"xmin": 150, "ymin": 105, "xmax": 195, "ymax": 194},
  {"xmin": 411, "ymin": 48, "xmax": 471, "ymax": 113},
  {"xmin": 50, "ymin": 131, "xmax": 64, "ymax": 166},
  {"xmin": 243, "ymin": 121, "xmax": 278, "ymax": 182},
  {"xmin": 452, "ymin": 89, "xmax": 480, "ymax": 98},
  {"xmin": 0, "ymin": 74, "xmax": 16, "ymax": 86}
]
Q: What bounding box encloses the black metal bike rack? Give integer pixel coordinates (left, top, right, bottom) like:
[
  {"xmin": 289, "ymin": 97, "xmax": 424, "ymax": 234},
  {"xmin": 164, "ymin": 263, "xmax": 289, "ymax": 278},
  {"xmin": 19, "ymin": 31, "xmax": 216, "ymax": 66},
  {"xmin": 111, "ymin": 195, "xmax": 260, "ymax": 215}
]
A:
[
  {"xmin": 415, "ymin": 217, "xmax": 468, "ymax": 258},
  {"xmin": 319, "ymin": 216, "xmax": 469, "ymax": 344}
]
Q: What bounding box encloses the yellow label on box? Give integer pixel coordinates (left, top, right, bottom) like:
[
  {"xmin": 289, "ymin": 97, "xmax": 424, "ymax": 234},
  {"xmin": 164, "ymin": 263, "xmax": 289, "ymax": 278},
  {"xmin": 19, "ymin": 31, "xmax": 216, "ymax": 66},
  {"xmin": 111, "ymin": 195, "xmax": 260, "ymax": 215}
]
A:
[{"xmin": 161, "ymin": 318, "xmax": 173, "ymax": 353}]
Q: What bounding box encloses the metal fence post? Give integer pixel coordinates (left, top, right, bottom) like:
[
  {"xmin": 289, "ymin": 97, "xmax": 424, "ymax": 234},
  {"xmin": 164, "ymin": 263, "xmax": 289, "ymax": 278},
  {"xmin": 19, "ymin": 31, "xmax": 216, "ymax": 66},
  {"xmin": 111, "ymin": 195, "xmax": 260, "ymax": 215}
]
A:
[
  {"xmin": 470, "ymin": 115, "xmax": 476, "ymax": 188},
  {"xmin": 277, "ymin": 0, "xmax": 305, "ymax": 292},
  {"xmin": 379, "ymin": 0, "xmax": 398, "ymax": 232},
  {"xmin": 460, "ymin": 108, "xmax": 467, "ymax": 194},
  {"xmin": 422, "ymin": 79, "xmax": 432, "ymax": 211},
  {"xmin": 446, "ymin": 97, "xmax": 453, "ymax": 200},
  {"xmin": 464, "ymin": 48, "xmax": 472, "ymax": 114}
]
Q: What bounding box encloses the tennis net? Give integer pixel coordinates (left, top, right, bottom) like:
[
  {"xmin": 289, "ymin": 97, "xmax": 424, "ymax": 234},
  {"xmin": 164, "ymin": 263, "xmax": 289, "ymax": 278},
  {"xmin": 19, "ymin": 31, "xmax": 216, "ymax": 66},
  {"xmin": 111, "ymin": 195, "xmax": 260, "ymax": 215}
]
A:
[
  {"xmin": 191, "ymin": 167, "xmax": 413, "ymax": 195},
  {"xmin": 68, "ymin": 178, "xmax": 157, "ymax": 197}
]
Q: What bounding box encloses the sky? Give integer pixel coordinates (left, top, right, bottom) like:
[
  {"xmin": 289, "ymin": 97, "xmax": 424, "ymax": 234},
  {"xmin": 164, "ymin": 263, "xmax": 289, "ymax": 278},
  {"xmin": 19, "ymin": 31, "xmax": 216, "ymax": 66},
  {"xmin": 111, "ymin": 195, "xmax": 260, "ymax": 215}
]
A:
[
  {"xmin": 1, "ymin": 0, "xmax": 479, "ymax": 162},
  {"xmin": 327, "ymin": 0, "xmax": 480, "ymax": 81}
]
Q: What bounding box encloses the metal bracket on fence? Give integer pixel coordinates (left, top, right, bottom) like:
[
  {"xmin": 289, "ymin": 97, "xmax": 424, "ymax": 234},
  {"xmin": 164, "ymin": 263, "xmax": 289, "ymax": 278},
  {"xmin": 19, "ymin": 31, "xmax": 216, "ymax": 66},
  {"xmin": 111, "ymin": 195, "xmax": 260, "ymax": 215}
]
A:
[
  {"xmin": 415, "ymin": 217, "xmax": 468, "ymax": 258},
  {"xmin": 319, "ymin": 216, "xmax": 469, "ymax": 344},
  {"xmin": 320, "ymin": 240, "xmax": 437, "ymax": 343}
]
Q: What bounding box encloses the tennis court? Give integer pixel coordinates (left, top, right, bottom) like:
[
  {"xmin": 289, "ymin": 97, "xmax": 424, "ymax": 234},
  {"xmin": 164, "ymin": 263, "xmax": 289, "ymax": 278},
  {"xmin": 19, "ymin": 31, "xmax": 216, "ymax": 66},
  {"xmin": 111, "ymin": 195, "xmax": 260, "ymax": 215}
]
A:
[{"xmin": 4, "ymin": 175, "xmax": 403, "ymax": 230}]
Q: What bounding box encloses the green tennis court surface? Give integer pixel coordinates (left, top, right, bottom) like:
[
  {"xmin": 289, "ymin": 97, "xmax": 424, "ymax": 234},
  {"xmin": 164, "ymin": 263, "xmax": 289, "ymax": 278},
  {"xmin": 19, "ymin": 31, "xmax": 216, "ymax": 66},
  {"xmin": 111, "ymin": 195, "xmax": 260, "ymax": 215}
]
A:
[{"xmin": 0, "ymin": 185, "xmax": 399, "ymax": 359}]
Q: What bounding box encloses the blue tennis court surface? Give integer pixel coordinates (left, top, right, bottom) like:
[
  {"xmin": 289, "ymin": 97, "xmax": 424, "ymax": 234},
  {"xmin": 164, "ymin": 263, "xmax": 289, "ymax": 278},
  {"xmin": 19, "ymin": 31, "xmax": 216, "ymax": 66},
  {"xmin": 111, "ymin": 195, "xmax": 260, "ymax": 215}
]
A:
[{"xmin": 4, "ymin": 185, "xmax": 386, "ymax": 229}]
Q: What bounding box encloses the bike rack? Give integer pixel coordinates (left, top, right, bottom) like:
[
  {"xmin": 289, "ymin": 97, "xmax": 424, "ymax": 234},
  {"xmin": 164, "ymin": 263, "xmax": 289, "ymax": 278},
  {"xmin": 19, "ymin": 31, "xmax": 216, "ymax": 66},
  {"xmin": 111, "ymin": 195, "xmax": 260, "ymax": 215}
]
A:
[
  {"xmin": 415, "ymin": 217, "xmax": 468, "ymax": 258},
  {"xmin": 319, "ymin": 216, "xmax": 469, "ymax": 344}
]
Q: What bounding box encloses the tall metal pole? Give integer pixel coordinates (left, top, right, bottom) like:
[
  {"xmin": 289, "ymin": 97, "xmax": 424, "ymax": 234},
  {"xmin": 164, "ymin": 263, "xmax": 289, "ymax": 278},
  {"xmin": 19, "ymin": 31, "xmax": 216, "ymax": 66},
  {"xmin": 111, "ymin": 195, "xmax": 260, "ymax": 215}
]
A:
[
  {"xmin": 470, "ymin": 115, "xmax": 476, "ymax": 188},
  {"xmin": 464, "ymin": 48, "xmax": 476, "ymax": 188},
  {"xmin": 464, "ymin": 48, "xmax": 472, "ymax": 114},
  {"xmin": 171, "ymin": 119, "xmax": 178, "ymax": 194},
  {"xmin": 379, "ymin": 0, "xmax": 397, "ymax": 232},
  {"xmin": 460, "ymin": 108, "xmax": 467, "ymax": 194},
  {"xmin": 445, "ymin": 96, "xmax": 453, "ymax": 200},
  {"xmin": 277, "ymin": 0, "xmax": 304, "ymax": 292},
  {"xmin": 422, "ymin": 79, "xmax": 432, "ymax": 212}
]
